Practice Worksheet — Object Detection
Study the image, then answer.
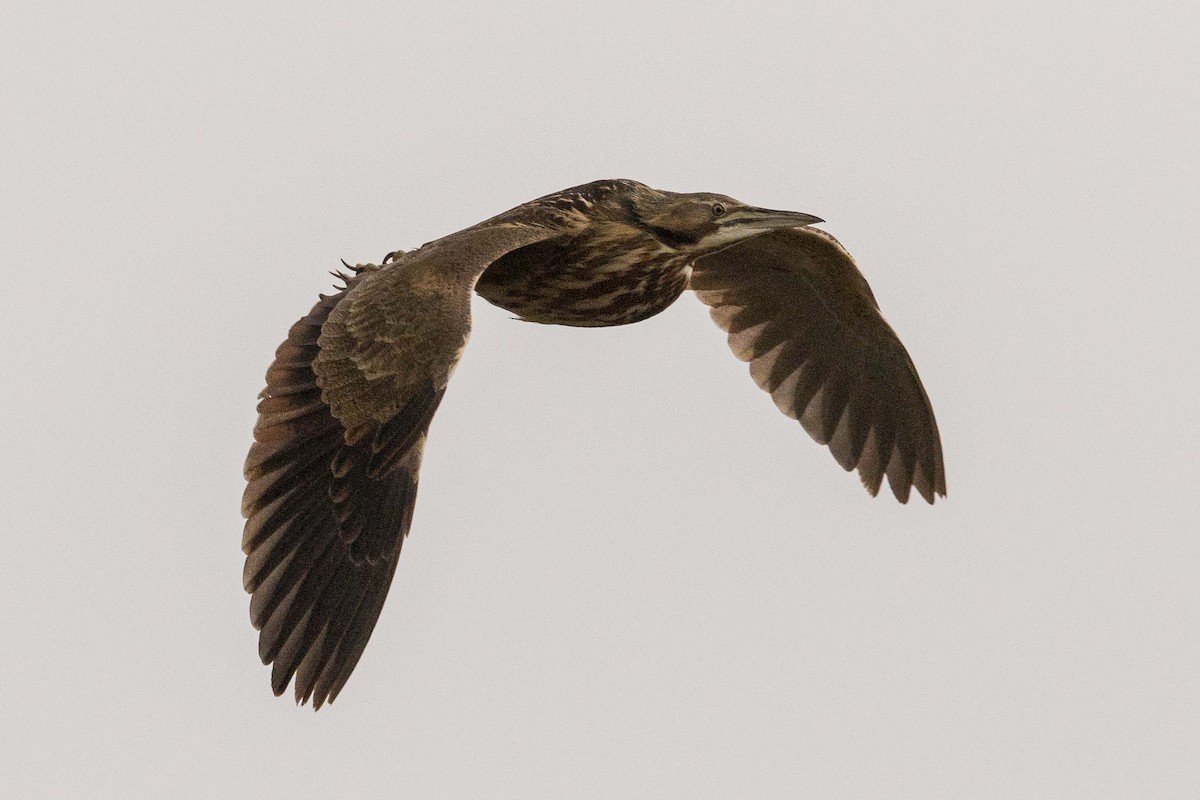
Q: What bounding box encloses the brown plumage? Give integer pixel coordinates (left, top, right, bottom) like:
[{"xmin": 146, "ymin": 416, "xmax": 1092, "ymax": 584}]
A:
[{"xmin": 242, "ymin": 179, "xmax": 946, "ymax": 707}]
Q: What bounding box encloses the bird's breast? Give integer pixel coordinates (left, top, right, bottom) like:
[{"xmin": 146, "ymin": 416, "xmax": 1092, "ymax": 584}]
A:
[{"xmin": 475, "ymin": 231, "xmax": 691, "ymax": 327}]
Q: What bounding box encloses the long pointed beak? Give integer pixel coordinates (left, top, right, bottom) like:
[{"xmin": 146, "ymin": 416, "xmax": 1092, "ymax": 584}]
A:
[{"xmin": 724, "ymin": 207, "xmax": 824, "ymax": 230}]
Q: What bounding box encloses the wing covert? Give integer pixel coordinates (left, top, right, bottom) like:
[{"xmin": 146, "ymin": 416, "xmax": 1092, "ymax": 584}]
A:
[{"xmin": 315, "ymin": 224, "xmax": 558, "ymax": 438}]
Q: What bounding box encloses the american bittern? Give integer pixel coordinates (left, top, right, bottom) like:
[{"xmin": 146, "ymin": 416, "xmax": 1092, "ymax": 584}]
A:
[{"xmin": 242, "ymin": 179, "xmax": 946, "ymax": 707}]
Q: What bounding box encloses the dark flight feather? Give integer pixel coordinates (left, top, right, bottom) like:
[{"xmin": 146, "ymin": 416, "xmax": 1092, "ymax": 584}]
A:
[
  {"xmin": 691, "ymin": 227, "xmax": 946, "ymax": 503},
  {"xmin": 242, "ymin": 222, "xmax": 558, "ymax": 706}
]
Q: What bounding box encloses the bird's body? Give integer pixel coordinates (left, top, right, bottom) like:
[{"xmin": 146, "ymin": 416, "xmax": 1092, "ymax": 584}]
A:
[
  {"xmin": 476, "ymin": 179, "xmax": 701, "ymax": 325},
  {"xmin": 475, "ymin": 226, "xmax": 688, "ymax": 326},
  {"xmin": 242, "ymin": 179, "xmax": 946, "ymax": 707}
]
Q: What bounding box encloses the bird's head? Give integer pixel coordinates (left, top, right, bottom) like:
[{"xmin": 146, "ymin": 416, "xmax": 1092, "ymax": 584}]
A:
[{"xmin": 624, "ymin": 184, "xmax": 824, "ymax": 253}]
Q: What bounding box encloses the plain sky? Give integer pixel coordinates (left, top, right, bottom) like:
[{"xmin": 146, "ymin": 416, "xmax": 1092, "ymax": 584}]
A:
[{"xmin": 3, "ymin": 1, "xmax": 1197, "ymax": 797}]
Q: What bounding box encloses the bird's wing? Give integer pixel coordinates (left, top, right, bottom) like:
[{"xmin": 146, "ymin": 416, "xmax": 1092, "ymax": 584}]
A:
[
  {"xmin": 242, "ymin": 222, "xmax": 556, "ymax": 707},
  {"xmin": 689, "ymin": 227, "xmax": 945, "ymax": 504}
]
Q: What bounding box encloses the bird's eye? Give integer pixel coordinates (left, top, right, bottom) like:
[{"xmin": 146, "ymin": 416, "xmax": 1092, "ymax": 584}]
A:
[{"xmin": 711, "ymin": 202, "xmax": 726, "ymax": 217}]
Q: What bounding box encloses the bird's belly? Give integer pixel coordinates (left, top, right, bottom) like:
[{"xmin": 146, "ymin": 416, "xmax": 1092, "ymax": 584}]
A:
[{"xmin": 475, "ymin": 241, "xmax": 691, "ymax": 327}]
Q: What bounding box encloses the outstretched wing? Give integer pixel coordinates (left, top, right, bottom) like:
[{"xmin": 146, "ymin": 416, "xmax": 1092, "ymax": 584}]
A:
[
  {"xmin": 689, "ymin": 227, "xmax": 946, "ymax": 504},
  {"xmin": 242, "ymin": 223, "xmax": 556, "ymax": 707}
]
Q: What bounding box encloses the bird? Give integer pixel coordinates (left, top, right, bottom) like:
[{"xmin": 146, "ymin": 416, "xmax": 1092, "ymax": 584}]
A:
[{"xmin": 241, "ymin": 178, "xmax": 946, "ymax": 708}]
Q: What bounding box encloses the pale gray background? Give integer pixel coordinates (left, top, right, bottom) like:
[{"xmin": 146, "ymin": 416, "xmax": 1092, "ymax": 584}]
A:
[{"xmin": 3, "ymin": 1, "xmax": 1197, "ymax": 797}]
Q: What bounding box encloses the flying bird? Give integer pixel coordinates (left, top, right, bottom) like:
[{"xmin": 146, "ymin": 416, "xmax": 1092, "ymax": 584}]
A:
[{"xmin": 241, "ymin": 179, "xmax": 946, "ymax": 707}]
